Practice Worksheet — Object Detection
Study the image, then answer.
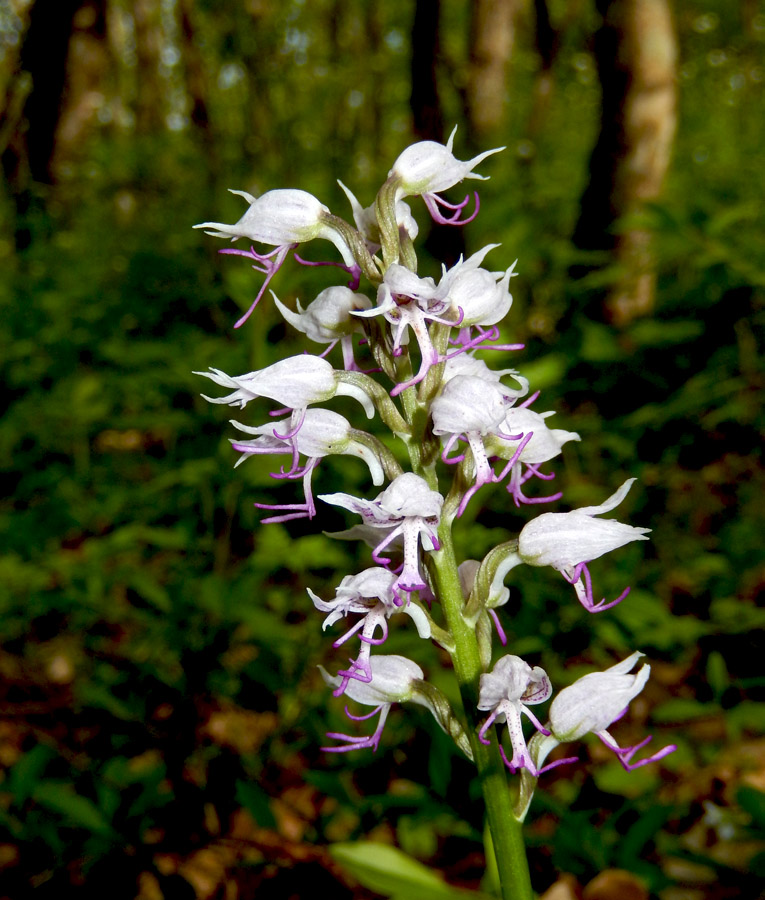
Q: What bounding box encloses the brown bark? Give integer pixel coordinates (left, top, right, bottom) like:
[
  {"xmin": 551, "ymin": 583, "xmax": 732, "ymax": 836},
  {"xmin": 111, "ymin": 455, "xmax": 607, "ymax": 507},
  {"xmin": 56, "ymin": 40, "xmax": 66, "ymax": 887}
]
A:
[
  {"xmin": 572, "ymin": 0, "xmax": 677, "ymax": 325},
  {"xmin": 53, "ymin": 1, "xmax": 109, "ymax": 179},
  {"xmin": 133, "ymin": 0, "xmax": 164, "ymax": 133},
  {"xmin": 466, "ymin": 0, "xmax": 518, "ymax": 137}
]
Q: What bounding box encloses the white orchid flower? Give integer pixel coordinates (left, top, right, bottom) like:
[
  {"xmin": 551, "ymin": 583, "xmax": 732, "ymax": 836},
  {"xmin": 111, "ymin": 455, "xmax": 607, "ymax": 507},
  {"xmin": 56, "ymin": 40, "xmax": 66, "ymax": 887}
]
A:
[
  {"xmin": 309, "ymin": 567, "xmax": 431, "ymax": 696},
  {"xmin": 516, "ymin": 479, "xmax": 650, "ymax": 612},
  {"xmin": 196, "ymin": 355, "xmax": 374, "ymax": 418},
  {"xmin": 477, "ymin": 655, "xmax": 553, "ymax": 775},
  {"xmin": 320, "ymin": 473, "xmax": 443, "ymax": 601},
  {"xmin": 548, "ymin": 652, "xmax": 677, "ymax": 771}
]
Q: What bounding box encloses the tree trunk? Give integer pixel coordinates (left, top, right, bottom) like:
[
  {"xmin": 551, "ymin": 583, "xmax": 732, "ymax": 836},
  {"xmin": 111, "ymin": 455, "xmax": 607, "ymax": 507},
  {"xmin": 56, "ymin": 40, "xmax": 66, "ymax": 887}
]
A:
[
  {"xmin": 525, "ymin": 0, "xmax": 559, "ymax": 139},
  {"xmin": 53, "ymin": 1, "xmax": 108, "ymax": 179},
  {"xmin": 409, "ymin": 0, "xmax": 465, "ymax": 266},
  {"xmin": 133, "ymin": 0, "xmax": 164, "ymax": 133},
  {"xmin": 1, "ymin": 0, "xmax": 81, "ymax": 191},
  {"xmin": 178, "ymin": 0, "xmax": 212, "ymax": 135},
  {"xmin": 572, "ymin": 0, "xmax": 677, "ymax": 325},
  {"xmin": 410, "ymin": 0, "xmax": 444, "ymax": 141},
  {"xmin": 466, "ymin": 0, "xmax": 518, "ymax": 138}
]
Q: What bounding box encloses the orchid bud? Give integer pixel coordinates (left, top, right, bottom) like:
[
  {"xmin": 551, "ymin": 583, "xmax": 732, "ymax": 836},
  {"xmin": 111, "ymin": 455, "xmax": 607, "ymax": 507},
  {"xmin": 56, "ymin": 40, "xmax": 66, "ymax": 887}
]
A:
[{"xmin": 337, "ymin": 180, "xmax": 418, "ymax": 247}]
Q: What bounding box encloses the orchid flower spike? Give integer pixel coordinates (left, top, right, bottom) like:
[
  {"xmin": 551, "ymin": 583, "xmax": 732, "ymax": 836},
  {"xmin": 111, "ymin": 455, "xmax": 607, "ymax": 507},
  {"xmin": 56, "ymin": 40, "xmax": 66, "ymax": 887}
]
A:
[
  {"xmin": 477, "ymin": 655, "xmax": 555, "ymax": 776},
  {"xmin": 337, "ymin": 180, "xmax": 419, "ymax": 252},
  {"xmin": 549, "ymin": 652, "xmax": 677, "ymax": 771},
  {"xmin": 517, "ymin": 478, "xmax": 650, "ymax": 612}
]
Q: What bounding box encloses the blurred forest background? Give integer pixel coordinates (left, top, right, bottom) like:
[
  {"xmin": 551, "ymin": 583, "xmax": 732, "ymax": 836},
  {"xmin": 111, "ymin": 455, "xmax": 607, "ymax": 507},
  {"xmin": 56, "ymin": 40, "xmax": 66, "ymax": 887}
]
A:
[{"xmin": 1, "ymin": 0, "xmax": 764, "ymax": 898}]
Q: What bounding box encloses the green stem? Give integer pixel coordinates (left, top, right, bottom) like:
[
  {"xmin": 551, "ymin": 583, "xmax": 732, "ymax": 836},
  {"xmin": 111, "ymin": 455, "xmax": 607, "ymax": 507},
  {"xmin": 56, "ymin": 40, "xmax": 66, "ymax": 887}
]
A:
[{"xmin": 428, "ymin": 526, "xmax": 533, "ymax": 900}]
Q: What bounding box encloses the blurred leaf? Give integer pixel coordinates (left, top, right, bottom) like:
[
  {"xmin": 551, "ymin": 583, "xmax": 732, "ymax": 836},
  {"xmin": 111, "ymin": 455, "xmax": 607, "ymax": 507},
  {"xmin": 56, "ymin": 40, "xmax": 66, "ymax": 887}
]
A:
[
  {"xmin": 704, "ymin": 203, "xmax": 761, "ymax": 236},
  {"xmin": 627, "ymin": 319, "xmax": 704, "ymax": 348},
  {"xmin": 125, "ymin": 569, "xmax": 171, "ymax": 612},
  {"xmin": 711, "ymin": 598, "xmax": 765, "ymax": 633},
  {"xmin": 397, "ymin": 815, "xmax": 438, "ymax": 860},
  {"xmin": 7, "ymin": 745, "xmax": 56, "ymax": 803},
  {"xmin": 611, "ymin": 591, "xmax": 710, "ymax": 651},
  {"xmin": 77, "ymin": 682, "xmax": 139, "ymax": 721},
  {"xmin": 579, "ymin": 322, "xmax": 625, "ymax": 363},
  {"xmin": 330, "ymin": 842, "xmax": 491, "ymax": 899},
  {"xmin": 517, "ymin": 353, "xmax": 567, "ymax": 391},
  {"xmin": 617, "ymin": 805, "xmax": 673, "ymax": 870},
  {"xmin": 738, "ymin": 787, "xmax": 765, "ymax": 831},
  {"xmin": 236, "ymin": 780, "xmax": 277, "ymax": 829},
  {"xmin": 706, "ymin": 651, "xmax": 730, "ymax": 702},
  {"xmin": 32, "ymin": 782, "xmax": 115, "ymax": 837},
  {"xmin": 653, "ymin": 699, "xmax": 718, "ymax": 724},
  {"xmin": 593, "ymin": 761, "xmax": 663, "ymax": 799},
  {"xmin": 726, "ymin": 702, "xmax": 765, "ymax": 737}
]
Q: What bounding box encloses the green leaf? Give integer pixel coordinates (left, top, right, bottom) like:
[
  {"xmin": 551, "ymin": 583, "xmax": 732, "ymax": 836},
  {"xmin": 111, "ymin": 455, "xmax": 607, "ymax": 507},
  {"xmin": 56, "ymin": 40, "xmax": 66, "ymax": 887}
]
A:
[
  {"xmin": 330, "ymin": 842, "xmax": 492, "ymax": 900},
  {"xmin": 593, "ymin": 760, "xmax": 662, "ymax": 798},
  {"xmin": 125, "ymin": 569, "xmax": 171, "ymax": 612},
  {"xmin": 579, "ymin": 322, "xmax": 625, "ymax": 363},
  {"xmin": 516, "ymin": 353, "xmax": 567, "ymax": 391},
  {"xmin": 652, "ymin": 698, "xmax": 718, "ymax": 723},
  {"xmin": 77, "ymin": 682, "xmax": 139, "ymax": 721},
  {"xmin": 33, "ymin": 782, "xmax": 115, "ymax": 837},
  {"xmin": 235, "ymin": 780, "xmax": 277, "ymax": 829},
  {"xmin": 706, "ymin": 651, "xmax": 729, "ymax": 701},
  {"xmin": 737, "ymin": 786, "xmax": 765, "ymax": 830},
  {"xmin": 627, "ymin": 319, "xmax": 704, "ymax": 348},
  {"xmin": 7, "ymin": 745, "xmax": 56, "ymax": 803},
  {"xmin": 726, "ymin": 702, "xmax": 765, "ymax": 737}
]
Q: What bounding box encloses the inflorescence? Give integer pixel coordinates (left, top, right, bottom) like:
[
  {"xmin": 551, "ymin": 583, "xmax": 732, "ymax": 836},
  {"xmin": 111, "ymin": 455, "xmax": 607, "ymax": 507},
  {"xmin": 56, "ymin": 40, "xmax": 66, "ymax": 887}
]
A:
[{"xmin": 195, "ymin": 129, "xmax": 675, "ymax": 791}]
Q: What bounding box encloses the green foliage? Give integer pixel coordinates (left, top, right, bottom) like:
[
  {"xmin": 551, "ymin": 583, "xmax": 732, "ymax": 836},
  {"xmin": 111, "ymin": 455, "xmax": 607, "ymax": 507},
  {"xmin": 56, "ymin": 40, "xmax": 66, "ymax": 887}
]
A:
[
  {"xmin": 330, "ymin": 841, "xmax": 492, "ymax": 899},
  {"xmin": 0, "ymin": 0, "xmax": 763, "ymax": 896}
]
